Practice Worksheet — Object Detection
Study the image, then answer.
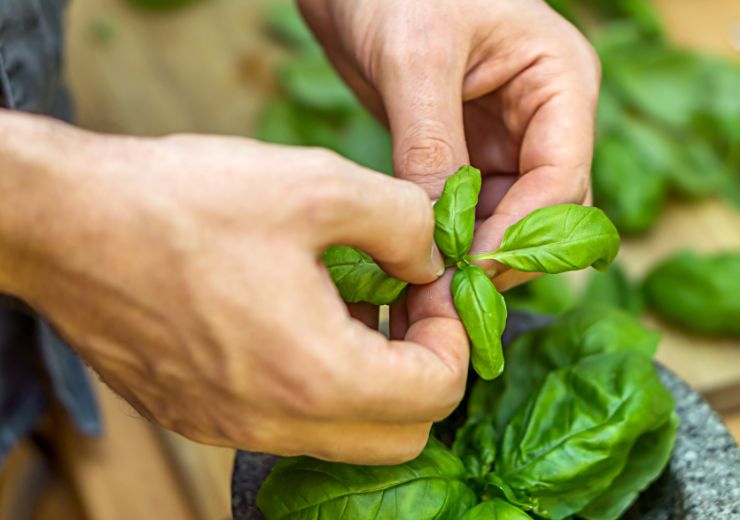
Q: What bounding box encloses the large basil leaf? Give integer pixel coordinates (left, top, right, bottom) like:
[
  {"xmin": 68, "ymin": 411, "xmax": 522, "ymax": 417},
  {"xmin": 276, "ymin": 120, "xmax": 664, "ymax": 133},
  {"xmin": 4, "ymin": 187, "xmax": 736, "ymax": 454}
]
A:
[
  {"xmin": 434, "ymin": 166, "xmax": 482, "ymax": 262},
  {"xmin": 474, "ymin": 205, "xmax": 620, "ymax": 274},
  {"xmin": 470, "ymin": 305, "xmax": 661, "ymax": 432},
  {"xmin": 452, "ymin": 415, "xmax": 497, "ymax": 480},
  {"xmin": 459, "ymin": 499, "xmax": 531, "ymax": 520},
  {"xmin": 496, "ymin": 351, "xmax": 675, "ymax": 520},
  {"xmin": 256, "ymin": 437, "xmax": 477, "ymax": 520},
  {"xmin": 581, "ymin": 262, "xmax": 644, "ymax": 316},
  {"xmin": 643, "ymin": 251, "xmax": 740, "ymax": 337},
  {"xmin": 452, "ymin": 265, "xmax": 507, "ymax": 380},
  {"xmin": 322, "ymin": 246, "xmax": 407, "ymax": 305},
  {"xmin": 580, "ymin": 412, "xmax": 680, "ymax": 520}
]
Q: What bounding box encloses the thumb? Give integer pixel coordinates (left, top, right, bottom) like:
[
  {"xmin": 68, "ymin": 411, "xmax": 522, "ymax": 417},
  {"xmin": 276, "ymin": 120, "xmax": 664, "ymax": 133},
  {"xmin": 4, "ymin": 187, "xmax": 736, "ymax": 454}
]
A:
[{"xmin": 378, "ymin": 44, "xmax": 470, "ymax": 198}]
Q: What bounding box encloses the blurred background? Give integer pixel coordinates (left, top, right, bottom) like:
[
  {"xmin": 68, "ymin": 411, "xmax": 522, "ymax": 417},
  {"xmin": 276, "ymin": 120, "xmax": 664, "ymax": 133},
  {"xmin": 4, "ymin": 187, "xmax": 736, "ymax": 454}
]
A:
[{"xmin": 1, "ymin": 0, "xmax": 739, "ymax": 518}]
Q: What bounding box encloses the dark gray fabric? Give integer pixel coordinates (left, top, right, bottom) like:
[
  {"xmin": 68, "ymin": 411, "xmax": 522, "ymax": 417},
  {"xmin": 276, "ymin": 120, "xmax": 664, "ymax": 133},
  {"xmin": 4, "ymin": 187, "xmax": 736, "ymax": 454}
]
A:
[{"xmin": 0, "ymin": 0, "xmax": 100, "ymax": 467}]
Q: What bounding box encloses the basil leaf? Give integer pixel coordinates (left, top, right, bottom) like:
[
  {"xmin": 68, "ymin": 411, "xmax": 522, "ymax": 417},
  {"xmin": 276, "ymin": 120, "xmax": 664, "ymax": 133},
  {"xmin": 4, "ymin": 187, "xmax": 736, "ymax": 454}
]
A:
[
  {"xmin": 434, "ymin": 166, "xmax": 482, "ymax": 262},
  {"xmin": 459, "ymin": 499, "xmax": 532, "ymax": 520},
  {"xmin": 580, "ymin": 412, "xmax": 680, "ymax": 520},
  {"xmin": 581, "ymin": 262, "xmax": 644, "ymax": 316},
  {"xmin": 643, "ymin": 250, "xmax": 740, "ymax": 337},
  {"xmin": 496, "ymin": 351, "xmax": 675, "ymax": 520},
  {"xmin": 452, "ymin": 265, "xmax": 507, "ymax": 380},
  {"xmin": 256, "ymin": 437, "xmax": 477, "ymax": 520},
  {"xmin": 469, "ymin": 305, "xmax": 661, "ymax": 434},
  {"xmin": 322, "ymin": 246, "xmax": 407, "ymax": 305},
  {"xmin": 452, "ymin": 415, "xmax": 497, "ymax": 480},
  {"xmin": 482, "ymin": 474, "xmax": 538, "ymax": 512},
  {"xmin": 474, "ymin": 205, "xmax": 620, "ymax": 274}
]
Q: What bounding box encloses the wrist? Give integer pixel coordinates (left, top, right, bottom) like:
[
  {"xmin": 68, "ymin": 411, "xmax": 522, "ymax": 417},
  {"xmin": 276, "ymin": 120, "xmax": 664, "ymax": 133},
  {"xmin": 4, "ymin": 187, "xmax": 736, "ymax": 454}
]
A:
[{"xmin": 0, "ymin": 110, "xmax": 100, "ymax": 301}]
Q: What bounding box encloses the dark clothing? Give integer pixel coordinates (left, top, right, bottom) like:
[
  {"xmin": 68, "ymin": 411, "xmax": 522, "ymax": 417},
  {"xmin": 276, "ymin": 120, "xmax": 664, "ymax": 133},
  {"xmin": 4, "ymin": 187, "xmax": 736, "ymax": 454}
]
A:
[{"xmin": 0, "ymin": 0, "xmax": 100, "ymax": 466}]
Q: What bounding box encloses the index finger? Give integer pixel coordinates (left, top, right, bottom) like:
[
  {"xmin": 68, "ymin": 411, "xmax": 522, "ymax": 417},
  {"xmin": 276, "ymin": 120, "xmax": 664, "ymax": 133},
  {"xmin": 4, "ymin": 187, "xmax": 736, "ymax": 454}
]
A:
[{"xmin": 471, "ymin": 70, "xmax": 598, "ymax": 285}]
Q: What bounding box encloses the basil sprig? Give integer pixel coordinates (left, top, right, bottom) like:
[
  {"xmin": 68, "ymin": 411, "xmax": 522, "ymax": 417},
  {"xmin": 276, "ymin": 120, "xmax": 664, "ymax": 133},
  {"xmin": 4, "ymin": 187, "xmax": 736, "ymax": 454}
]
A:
[{"xmin": 323, "ymin": 165, "xmax": 621, "ymax": 381}]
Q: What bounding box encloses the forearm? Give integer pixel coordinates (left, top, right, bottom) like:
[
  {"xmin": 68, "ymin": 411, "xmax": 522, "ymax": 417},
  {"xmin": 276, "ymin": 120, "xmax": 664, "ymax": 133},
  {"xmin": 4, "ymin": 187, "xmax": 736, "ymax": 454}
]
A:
[{"xmin": 0, "ymin": 110, "xmax": 91, "ymax": 301}]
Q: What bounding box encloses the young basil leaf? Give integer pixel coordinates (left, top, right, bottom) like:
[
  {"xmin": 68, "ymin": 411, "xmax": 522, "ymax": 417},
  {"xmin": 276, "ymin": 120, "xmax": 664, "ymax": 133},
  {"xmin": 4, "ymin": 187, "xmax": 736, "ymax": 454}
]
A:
[
  {"xmin": 470, "ymin": 205, "xmax": 620, "ymax": 274},
  {"xmin": 452, "ymin": 415, "xmax": 497, "ymax": 480},
  {"xmin": 483, "ymin": 474, "xmax": 539, "ymax": 512},
  {"xmin": 496, "ymin": 351, "xmax": 675, "ymax": 520},
  {"xmin": 256, "ymin": 437, "xmax": 477, "ymax": 520},
  {"xmin": 579, "ymin": 412, "xmax": 680, "ymax": 520},
  {"xmin": 581, "ymin": 262, "xmax": 644, "ymax": 316},
  {"xmin": 434, "ymin": 165, "xmax": 482, "ymax": 262},
  {"xmin": 322, "ymin": 246, "xmax": 407, "ymax": 305},
  {"xmin": 452, "ymin": 265, "xmax": 507, "ymax": 380},
  {"xmin": 643, "ymin": 250, "xmax": 740, "ymax": 337},
  {"xmin": 459, "ymin": 499, "xmax": 532, "ymax": 520}
]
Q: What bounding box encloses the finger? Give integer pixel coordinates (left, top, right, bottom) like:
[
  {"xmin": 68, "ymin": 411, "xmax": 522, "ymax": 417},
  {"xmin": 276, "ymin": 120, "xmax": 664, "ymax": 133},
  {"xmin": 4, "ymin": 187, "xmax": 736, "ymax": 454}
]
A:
[
  {"xmin": 376, "ymin": 31, "xmax": 470, "ymax": 198},
  {"xmin": 333, "ymin": 313, "xmax": 468, "ymax": 424},
  {"xmin": 257, "ymin": 417, "xmax": 432, "ymax": 465},
  {"xmin": 470, "ymin": 79, "xmax": 597, "ymax": 280},
  {"xmin": 307, "ymin": 155, "xmax": 444, "ymax": 283}
]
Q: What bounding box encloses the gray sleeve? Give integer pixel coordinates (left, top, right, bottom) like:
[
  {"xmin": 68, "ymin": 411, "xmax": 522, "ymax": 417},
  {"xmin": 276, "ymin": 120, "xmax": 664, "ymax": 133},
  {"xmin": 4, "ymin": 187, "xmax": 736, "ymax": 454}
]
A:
[{"xmin": 0, "ymin": 0, "xmax": 71, "ymax": 117}]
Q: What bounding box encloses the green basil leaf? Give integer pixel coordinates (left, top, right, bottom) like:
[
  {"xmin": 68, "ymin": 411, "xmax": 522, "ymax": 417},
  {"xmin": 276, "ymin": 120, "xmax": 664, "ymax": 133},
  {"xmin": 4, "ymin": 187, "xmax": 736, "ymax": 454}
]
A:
[
  {"xmin": 581, "ymin": 262, "xmax": 644, "ymax": 316},
  {"xmin": 256, "ymin": 437, "xmax": 477, "ymax": 520},
  {"xmin": 580, "ymin": 412, "xmax": 680, "ymax": 520},
  {"xmin": 264, "ymin": 2, "xmax": 321, "ymax": 52},
  {"xmin": 434, "ymin": 166, "xmax": 482, "ymax": 262},
  {"xmin": 459, "ymin": 499, "xmax": 532, "ymax": 520},
  {"xmin": 452, "ymin": 415, "xmax": 497, "ymax": 480},
  {"xmin": 452, "ymin": 265, "xmax": 507, "ymax": 380},
  {"xmin": 643, "ymin": 250, "xmax": 740, "ymax": 337},
  {"xmin": 473, "ymin": 205, "xmax": 620, "ymax": 274},
  {"xmin": 482, "ymin": 474, "xmax": 538, "ymax": 512},
  {"xmin": 469, "ymin": 304, "xmax": 661, "ymax": 437},
  {"xmin": 322, "ymin": 246, "xmax": 407, "ymax": 305},
  {"xmin": 496, "ymin": 351, "xmax": 675, "ymax": 520}
]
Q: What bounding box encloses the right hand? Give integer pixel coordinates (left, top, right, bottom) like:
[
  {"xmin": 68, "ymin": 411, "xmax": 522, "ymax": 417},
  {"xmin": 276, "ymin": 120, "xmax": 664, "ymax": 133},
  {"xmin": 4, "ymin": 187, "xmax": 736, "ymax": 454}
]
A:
[{"xmin": 1, "ymin": 113, "xmax": 468, "ymax": 464}]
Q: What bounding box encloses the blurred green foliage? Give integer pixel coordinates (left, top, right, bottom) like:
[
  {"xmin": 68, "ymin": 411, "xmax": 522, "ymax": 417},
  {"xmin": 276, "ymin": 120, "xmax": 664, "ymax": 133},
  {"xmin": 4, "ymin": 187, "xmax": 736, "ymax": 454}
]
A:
[
  {"xmin": 256, "ymin": 3, "xmax": 392, "ymax": 174},
  {"xmin": 125, "ymin": 0, "xmax": 199, "ymax": 11},
  {"xmin": 258, "ymin": 1, "xmax": 740, "ymax": 233},
  {"xmin": 554, "ymin": 2, "xmax": 740, "ymax": 234}
]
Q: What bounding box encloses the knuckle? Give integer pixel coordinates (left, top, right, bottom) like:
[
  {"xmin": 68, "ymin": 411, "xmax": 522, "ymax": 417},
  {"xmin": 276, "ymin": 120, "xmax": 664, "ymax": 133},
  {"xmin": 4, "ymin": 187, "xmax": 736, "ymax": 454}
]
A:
[
  {"xmin": 396, "ymin": 121, "xmax": 458, "ymax": 186},
  {"xmin": 292, "ymin": 151, "xmax": 354, "ymax": 228},
  {"xmin": 276, "ymin": 355, "xmax": 342, "ymax": 420}
]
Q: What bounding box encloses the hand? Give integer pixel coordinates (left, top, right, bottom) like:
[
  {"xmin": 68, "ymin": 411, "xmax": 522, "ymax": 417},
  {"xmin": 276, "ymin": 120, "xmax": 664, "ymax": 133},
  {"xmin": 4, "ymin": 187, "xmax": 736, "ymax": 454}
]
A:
[
  {"xmin": 0, "ymin": 111, "xmax": 467, "ymax": 464},
  {"xmin": 299, "ymin": 0, "xmax": 600, "ymax": 290}
]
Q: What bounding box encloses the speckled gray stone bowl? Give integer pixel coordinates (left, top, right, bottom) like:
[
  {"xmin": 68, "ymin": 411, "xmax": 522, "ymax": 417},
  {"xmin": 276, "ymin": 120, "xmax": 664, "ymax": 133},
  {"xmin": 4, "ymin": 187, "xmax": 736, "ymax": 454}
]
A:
[{"xmin": 231, "ymin": 312, "xmax": 740, "ymax": 520}]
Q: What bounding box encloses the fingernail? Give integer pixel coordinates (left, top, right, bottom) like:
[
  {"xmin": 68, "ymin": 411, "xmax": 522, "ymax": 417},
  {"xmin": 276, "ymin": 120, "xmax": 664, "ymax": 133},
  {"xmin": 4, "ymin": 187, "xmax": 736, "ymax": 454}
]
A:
[{"xmin": 431, "ymin": 243, "xmax": 445, "ymax": 276}]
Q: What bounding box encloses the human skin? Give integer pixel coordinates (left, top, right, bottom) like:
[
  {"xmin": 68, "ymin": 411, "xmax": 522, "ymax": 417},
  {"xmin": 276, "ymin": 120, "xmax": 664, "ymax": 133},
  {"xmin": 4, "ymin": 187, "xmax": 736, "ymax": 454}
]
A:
[
  {"xmin": 0, "ymin": 109, "xmax": 467, "ymax": 464},
  {"xmin": 298, "ymin": 0, "xmax": 600, "ymax": 337}
]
